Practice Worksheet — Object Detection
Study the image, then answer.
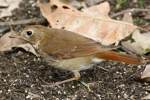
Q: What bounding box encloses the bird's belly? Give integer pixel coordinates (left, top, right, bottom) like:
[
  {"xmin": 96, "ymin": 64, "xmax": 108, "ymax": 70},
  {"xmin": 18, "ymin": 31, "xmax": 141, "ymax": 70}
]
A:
[{"xmin": 51, "ymin": 56, "xmax": 94, "ymax": 71}]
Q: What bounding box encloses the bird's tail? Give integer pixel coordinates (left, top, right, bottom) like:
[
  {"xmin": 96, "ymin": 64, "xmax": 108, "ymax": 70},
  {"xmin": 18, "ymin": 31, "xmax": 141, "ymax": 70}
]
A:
[{"xmin": 95, "ymin": 51, "xmax": 144, "ymax": 64}]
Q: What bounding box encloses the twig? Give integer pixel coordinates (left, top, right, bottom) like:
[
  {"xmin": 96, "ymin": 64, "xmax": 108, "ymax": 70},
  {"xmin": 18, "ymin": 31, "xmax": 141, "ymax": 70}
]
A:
[
  {"xmin": 97, "ymin": 65, "xmax": 109, "ymax": 72},
  {"xmin": 111, "ymin": 8, "xmax": 150, "ymax": 18},
  {"xmin": 0, "ymin": 18, "xmax": 46, "ymax": 26}
]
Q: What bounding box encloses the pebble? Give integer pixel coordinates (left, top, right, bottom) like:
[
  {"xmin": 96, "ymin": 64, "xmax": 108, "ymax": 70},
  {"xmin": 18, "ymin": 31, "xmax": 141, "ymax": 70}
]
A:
[
  {"xmin": 124, "ymin": 93, "xmax": 128, "ymax": 99},
  {"xmin": 0, "ymin": 90, "xmax": 2, "ymax": 94}
]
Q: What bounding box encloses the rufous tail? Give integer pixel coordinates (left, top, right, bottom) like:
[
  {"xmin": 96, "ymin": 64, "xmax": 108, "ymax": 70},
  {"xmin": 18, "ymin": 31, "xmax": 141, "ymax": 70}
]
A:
[{"xmin": 95, "ymin": 51, "xmax": 143, "ymax": 64}]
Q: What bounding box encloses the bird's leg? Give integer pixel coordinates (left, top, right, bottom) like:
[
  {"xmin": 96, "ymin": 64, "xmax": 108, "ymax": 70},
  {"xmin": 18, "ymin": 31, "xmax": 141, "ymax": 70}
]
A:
[
  {"xmin": 43, "ymin": 71, "xmax": 91, "ymax": 91},
  {"xmin": 48, "ymin": 71, "xmax": 81, "ymax": 87},
  {"xmin": 52, "ymin": 71, "xmax": 92, "ymax": 91}
]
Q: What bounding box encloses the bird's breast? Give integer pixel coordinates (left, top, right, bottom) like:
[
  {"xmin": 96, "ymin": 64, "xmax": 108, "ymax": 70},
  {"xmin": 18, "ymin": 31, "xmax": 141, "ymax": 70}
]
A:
[{"xmin": 51, "ymin": 55, "xmax": 94, "ymax": 71}]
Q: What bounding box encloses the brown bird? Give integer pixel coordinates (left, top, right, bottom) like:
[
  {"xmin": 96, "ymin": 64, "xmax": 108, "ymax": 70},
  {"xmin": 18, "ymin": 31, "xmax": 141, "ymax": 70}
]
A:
[{"xmin": 15, "ymin": 25, "xmax": 143, "ymax": 85}]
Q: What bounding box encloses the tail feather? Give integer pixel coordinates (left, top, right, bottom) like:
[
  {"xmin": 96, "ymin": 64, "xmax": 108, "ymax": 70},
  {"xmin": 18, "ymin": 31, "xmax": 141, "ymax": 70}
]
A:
[{"xmin": 95, "ymin": 51, "xmax": 143, "ymax": 64}]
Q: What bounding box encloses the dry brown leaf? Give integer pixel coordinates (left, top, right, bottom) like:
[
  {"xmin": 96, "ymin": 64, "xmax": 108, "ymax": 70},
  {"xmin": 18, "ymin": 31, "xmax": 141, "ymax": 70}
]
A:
[
  {"xmin": 0, "ymin": 31, "xmax": 25, "ymax": 51},
  {"xmin": 0, "ymin": 31, "xmax": 39, "ymax": 56},
  {"xmin": 121, "ymin": 13, "xmax": 142, "ymax": 54},
  {"xmin": 0, "ymin": 0, "xmax": 22, "ymax": 18},
  {"xmin": 132, "ymin": 32, "xmax": 150, "ymax": 53},
  {"xmin": 38, "ymin": 0, "xmax": 138, "ymax": 45},
  {"xmin": 121, "ymin": 41, "xmax": 144, "ymax": 55},
  {"xmin": 122, "ymin": 31, "xmax": 150, "ymax": 55},
  {"xmin": 82, "ymin": 2, "xmax": 110, "ymax": 19},
  {"xmin": 121, "ymin": 13, "xmax": 150, "ymax": 55},
  {"xmin": 141, "ymin": 64, "xmax": 150, "ymax": 80},
  {"xmin": 142, "ymin": 94, "xmax": 150, "ymax": 100}
]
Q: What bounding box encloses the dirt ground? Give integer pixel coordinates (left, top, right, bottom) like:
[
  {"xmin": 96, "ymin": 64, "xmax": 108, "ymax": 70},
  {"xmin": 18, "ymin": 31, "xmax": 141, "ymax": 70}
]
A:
[{"xmin": 0, "ymin": 0, "xmax": 150, "ymax": 100}]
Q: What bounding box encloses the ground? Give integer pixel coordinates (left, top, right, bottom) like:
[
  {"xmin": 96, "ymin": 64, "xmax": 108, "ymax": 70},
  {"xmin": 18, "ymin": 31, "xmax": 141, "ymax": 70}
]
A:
[{"xmin": 0, "ymin": 0, "xmax": 150, "ymax": 100}]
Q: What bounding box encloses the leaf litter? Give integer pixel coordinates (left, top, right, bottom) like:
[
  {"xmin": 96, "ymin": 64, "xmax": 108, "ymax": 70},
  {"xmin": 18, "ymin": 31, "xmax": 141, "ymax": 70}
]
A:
[{"xmin": 0, "ymin": 0, "xmax": 22, "ymax": 18}]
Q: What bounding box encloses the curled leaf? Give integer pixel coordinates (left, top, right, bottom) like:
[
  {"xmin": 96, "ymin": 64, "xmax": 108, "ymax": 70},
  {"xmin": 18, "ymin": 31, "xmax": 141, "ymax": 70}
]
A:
[
  {"xmin": 133, "ymin": 32, "xmax": 150, "ymax": 53},
  {"xmin": 141, "ymin": 64, "xmax": 150, "ymax": 80},
  {"xmin": 0, "ymin": 31, "xmax": 25, "ymax": 52},
  {"xmin": 122, "ymin": 31, "xmax": 150, "ymax": 55}
]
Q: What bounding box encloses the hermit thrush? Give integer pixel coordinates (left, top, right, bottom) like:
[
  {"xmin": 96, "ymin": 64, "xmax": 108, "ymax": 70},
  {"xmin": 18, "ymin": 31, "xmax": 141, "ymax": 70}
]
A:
[{"xmin": 14, "ymin": 25, "xmax": 143, "ymax": 85}]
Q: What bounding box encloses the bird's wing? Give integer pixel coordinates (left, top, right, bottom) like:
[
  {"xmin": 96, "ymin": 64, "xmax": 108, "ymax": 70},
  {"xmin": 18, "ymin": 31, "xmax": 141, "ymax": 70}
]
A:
[
  {"xmin": 39, "ymin": 28, "xmax": 113, "ymax": 59},
  {"xmin": 36, "ymin": 27, "xmax": 143, "ymax": 64}
]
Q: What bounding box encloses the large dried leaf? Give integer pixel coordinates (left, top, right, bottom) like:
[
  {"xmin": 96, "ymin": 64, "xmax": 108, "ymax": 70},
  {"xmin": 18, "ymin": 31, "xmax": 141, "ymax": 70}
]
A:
[
  {"xmin": 38, "ymin": 0, "xmax": 138, "ymax": 45},
  {"xmin": 0, "ymin": 31, "xmax": 25, "ymax": 51},
  {"xmin": 82, "ymin": 2, "xmax": 110, "ymax": 18}
]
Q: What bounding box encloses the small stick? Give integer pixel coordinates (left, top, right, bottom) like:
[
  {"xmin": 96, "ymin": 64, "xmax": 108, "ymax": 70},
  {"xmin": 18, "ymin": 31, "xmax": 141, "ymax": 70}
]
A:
[
  {"xmin": 111, "ymin": 8, "xmax": 150, "ymax": 18},
  {"xmin": 0, "ymin": 18, "xmax": 46, "ymax": 26}
]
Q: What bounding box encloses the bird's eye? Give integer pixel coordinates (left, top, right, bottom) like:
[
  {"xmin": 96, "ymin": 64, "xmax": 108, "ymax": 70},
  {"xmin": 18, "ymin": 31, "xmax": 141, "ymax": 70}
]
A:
[{"xmin": 26, "ymin": 31, "xmax": 33, "ymax": 36}]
